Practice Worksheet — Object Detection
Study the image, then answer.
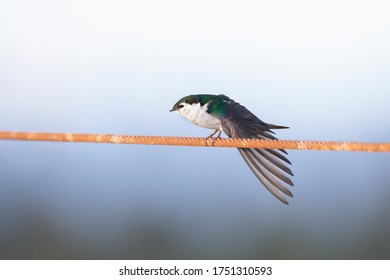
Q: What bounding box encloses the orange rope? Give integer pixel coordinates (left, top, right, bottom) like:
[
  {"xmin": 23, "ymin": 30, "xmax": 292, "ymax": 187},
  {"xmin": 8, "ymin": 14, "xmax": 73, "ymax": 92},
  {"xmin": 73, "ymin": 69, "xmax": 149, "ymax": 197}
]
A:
[{"xmin": 0, "ymin": 131, "xmax": 389, "ymax": 152}]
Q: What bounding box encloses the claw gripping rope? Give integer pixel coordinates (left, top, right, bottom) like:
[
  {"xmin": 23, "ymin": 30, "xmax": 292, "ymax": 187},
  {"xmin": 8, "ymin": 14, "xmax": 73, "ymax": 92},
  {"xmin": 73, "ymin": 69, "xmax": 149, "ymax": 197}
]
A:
[{"xmin": 0, "ymin": 131, "xmax": 389, "ymax": 152}]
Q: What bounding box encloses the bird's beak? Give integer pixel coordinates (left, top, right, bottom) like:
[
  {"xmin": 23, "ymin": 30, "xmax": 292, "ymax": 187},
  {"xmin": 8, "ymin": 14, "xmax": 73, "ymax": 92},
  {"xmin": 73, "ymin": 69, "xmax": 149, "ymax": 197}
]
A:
[{"xmin": 169, "ymin": 108, "xmax": 176, "ymax": 112}]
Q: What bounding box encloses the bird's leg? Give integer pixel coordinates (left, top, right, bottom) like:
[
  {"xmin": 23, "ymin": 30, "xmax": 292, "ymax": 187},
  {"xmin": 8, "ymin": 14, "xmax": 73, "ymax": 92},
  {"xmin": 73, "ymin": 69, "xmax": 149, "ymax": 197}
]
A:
[
  {"xmin": 205, "ymin": 129, "xmax": 222, "ymax": 146},
  {"xmin": 207, "ymin": 129, "xmax": 219, "ymax": 138}
]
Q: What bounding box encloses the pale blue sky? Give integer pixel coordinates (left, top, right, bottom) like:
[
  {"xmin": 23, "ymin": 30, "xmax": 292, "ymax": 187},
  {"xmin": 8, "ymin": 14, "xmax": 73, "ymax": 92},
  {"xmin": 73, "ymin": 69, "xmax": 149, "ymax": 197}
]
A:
[{"xmin": 1, "ymin": 0, "xmax": 390, "ymax": 259}]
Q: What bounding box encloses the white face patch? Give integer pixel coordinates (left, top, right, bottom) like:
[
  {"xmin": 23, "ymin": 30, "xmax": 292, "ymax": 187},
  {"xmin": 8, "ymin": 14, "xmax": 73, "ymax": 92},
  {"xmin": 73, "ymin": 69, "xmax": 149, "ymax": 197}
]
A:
[{"xmin": 177, "ymin": 102, "xmax": 222, "ymax": 130}]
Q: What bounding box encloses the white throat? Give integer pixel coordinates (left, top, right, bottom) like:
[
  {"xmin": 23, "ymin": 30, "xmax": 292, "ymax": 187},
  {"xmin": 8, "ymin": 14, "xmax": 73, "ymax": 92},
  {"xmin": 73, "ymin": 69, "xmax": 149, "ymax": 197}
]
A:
[{"xmin": 177, "ymin": 102, "xmax": 222, "ymax": 130}]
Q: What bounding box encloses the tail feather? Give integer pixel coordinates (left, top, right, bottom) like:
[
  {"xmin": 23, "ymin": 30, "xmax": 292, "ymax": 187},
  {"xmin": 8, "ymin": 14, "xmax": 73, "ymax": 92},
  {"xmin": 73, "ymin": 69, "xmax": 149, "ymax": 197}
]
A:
[{"xmin": 268, "ymin": 124, "xmax": 289, "ymax": 130}]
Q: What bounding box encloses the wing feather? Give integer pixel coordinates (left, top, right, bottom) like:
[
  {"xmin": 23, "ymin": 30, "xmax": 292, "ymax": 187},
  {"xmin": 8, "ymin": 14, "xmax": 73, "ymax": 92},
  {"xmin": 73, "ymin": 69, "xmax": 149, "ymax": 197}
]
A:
[
  {"xmin": 238, "ymin": 150, "xmax": 290, "ymax": 204},
  {"xmin": 215, "ymin": 98, "xmax": 294, "ymax": 204}
]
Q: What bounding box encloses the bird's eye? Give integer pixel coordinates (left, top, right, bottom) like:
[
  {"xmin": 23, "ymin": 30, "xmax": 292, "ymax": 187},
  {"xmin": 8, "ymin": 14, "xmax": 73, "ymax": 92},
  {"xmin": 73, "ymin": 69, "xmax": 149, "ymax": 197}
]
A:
[{"xmin": 177, "ymin": 104, "xmax": 184, "ymax": 109}]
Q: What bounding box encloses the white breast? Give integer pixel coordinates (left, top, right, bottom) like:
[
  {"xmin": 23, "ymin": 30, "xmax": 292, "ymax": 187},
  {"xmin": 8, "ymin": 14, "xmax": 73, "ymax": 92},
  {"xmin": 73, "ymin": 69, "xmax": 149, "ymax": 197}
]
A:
[{"xmin": 177, "ymin": 102, "xmax": 222, "ymax": 130}]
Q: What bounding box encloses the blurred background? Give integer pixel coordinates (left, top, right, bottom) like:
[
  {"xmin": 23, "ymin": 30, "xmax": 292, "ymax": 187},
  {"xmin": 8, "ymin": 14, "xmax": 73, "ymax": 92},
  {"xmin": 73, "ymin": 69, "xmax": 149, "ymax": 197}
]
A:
[{"xmin": 1, "ymin": 0, "xmax": 389, "ymax": 259}]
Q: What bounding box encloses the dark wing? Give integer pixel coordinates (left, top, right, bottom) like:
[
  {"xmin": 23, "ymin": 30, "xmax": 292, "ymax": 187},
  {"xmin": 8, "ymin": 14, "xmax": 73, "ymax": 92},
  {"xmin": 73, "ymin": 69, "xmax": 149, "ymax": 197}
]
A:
[{"xmin": 218, "ymin": 100, "xmax": 294, "ymax": 204}]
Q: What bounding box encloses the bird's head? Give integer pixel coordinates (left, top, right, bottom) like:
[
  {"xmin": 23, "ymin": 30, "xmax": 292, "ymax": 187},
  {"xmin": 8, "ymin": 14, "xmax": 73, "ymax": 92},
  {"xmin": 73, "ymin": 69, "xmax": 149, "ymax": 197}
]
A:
[{"xmin": 169, "ymin": 95, "xmax": 200, "ymax": 114}]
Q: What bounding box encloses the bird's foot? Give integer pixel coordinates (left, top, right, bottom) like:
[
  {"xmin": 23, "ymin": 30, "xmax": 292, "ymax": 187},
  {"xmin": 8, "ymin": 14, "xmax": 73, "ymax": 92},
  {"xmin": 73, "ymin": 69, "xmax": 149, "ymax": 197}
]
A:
[{"xmin": 205, "ymin": 130, "xmax": 222, "ymax": 146}]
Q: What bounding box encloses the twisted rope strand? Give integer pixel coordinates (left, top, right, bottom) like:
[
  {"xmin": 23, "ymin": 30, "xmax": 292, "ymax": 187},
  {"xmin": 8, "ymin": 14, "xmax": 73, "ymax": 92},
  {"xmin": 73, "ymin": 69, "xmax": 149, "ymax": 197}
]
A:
[{"xmin": 0, "ymin": 131, "xmax": 389, "ymax": 152}]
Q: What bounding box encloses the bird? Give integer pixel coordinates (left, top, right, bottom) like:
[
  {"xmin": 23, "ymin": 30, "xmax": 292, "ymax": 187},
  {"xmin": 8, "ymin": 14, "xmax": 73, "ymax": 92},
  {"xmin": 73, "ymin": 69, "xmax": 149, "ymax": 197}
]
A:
[{"xmin": 170, "ymin": 94, "xmax": 294, "ymax": 204}]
